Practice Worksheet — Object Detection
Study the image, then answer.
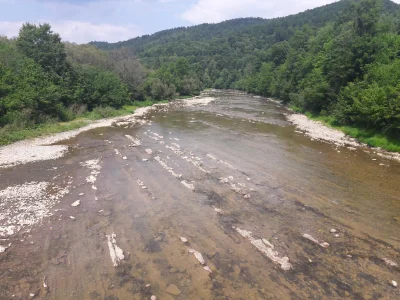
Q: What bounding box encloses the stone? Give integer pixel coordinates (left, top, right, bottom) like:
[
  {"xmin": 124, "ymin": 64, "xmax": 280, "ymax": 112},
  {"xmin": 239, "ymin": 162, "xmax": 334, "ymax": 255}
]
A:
[
  {"xmin": 166, "ymin": 284, "xmax": 181, "ymax": 295},
  {"xmin": 203, "ymin": 266, "xmax": 212, "ymax": 273},
  {"xmin": 71, "ymin": 200, "xmax": 80, "ymax": 207},
  {"xmin": 329, "ymin": 229, "xmax": 337, "ymax": 233},
  {"xmin": 391, "ymin": 280, "xmax": 397, "ymax": 287}
]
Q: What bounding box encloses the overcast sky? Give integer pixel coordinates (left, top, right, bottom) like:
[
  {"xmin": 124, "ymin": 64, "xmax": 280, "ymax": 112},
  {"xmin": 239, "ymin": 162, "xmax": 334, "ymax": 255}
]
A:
[{"xmin": 0, "ymin": 0, "xmax": 399, "ymax": 44}]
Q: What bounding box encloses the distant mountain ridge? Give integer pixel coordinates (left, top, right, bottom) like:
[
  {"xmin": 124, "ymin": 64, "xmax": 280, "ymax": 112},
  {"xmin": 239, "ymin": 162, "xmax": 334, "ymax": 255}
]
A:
[{"xmin": 90, "ymin": 0, "xmax": 399, "ymax": 53}]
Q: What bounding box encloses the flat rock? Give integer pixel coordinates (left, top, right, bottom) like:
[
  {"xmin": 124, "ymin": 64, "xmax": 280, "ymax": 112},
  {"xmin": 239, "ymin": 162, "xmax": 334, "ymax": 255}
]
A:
[{"xmin": 166, "ymin": 284, "xmax": 181, "ymax": 295}]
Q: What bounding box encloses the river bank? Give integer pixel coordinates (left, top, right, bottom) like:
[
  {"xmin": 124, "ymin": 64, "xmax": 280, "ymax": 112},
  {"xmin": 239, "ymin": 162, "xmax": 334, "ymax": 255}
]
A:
[
  {"xmin": 0, "ymin": 96, "xmax": 215, "ymax": 169},
  {"xmin": 254, "ymin": 95, "xmax": 400, "ymax": 161},
  {"xmin": 0, "ymin": 101, "xmax": 169, "ymax": 146}
]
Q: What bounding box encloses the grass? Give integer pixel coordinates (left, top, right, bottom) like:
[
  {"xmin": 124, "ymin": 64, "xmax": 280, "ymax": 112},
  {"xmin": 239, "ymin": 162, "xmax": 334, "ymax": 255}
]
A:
[
  {"xmin": 305, "ymin": 112, "xmax": 400, "ymax": 152},
  {"xmin": 0, "ymin": 100, "xmax": 169, "ymax": 146},
  {"xmin": 0, "ymin": 120, "xmax": 90, "ymax": 145}
]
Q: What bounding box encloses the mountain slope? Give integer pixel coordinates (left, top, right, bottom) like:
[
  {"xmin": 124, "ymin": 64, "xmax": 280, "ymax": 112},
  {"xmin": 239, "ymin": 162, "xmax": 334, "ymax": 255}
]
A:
[{"xmin": 90, "ymin": 0, "xmax": 398, "ymax": 54}]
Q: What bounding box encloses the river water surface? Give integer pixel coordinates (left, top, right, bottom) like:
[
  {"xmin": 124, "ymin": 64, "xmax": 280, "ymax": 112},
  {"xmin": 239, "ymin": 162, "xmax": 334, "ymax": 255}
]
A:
[{"xmin": 1, "ymin": 91, "xmax": 399, "ymax": 299}]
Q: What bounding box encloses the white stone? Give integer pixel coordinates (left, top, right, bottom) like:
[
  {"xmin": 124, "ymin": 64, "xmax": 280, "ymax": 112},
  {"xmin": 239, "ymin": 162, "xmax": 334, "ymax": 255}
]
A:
[{"xmin": 71, "ymin": 200, "xmax": 80, "ymax": 207}]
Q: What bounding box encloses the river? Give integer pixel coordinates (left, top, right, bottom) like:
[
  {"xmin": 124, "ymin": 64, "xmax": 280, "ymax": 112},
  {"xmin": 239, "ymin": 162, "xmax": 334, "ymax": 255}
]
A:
[{"xmin": 0, "ymin": 91, "xmax": 399, "ymax": 299}]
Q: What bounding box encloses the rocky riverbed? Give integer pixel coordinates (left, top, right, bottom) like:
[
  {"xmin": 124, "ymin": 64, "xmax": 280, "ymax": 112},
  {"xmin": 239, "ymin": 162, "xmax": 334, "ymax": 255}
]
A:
[{"xmin": 0, "ymin": 92, "xmax": 399, "ymax": 299}]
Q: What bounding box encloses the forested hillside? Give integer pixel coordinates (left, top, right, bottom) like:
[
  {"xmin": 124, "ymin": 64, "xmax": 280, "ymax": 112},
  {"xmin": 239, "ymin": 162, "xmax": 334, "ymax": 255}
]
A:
[
  {"xmin": 91, "ymin": 0, "xmax": 400, "ymax": 146},
  {"xmin": 1, "ymin": 0, "xmax": 400, "ymax": 149}
]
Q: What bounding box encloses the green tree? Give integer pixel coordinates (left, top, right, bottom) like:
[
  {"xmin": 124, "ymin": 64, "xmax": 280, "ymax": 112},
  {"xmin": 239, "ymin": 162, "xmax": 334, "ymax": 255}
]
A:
[{"xmin": 16, "ymin": 23, "xmax": 69, "ymax": 77}]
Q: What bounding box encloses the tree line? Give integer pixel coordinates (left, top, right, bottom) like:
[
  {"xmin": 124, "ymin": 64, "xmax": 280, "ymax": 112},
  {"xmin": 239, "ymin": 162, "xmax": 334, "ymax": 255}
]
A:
[
  {"xmin": 2, "ymin": 0, "xmax": 400, "ymax": 141},
  {"xmin": 92, "ymin": 0, "xmax": 400, "ymax": 138},
  {"xmin": 0, "ymin": 24, "xmax": 202, "ymax": 130},
  {"xmin": 239, "ymin": 0, "xmax": 400, "ymax": 136}
]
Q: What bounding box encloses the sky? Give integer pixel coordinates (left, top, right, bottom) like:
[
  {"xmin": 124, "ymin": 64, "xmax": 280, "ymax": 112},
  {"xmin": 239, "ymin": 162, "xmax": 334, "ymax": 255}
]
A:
[{"xmin": 0, "ymin": 0, "xmax": 398, "ymax": 44}]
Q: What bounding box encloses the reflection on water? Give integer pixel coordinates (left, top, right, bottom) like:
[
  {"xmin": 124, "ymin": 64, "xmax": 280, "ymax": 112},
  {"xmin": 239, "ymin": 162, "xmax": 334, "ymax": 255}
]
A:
[{"xmin": 0, "ymin": 91, "xmax": 399, "ymax": 299}]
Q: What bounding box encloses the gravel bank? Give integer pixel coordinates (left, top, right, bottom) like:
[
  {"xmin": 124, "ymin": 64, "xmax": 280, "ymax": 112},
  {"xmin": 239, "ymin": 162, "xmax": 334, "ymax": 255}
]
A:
[
  {"xmin": 287, "ymin": 114, "xmax": 359, "ymax": 147},
  {"xmin": 0, "ymin": 97, "xmax": 215, "ymax": 169},
  {"xmin": 0, "ymin": 181, "xmax": 69, "ymax": 238},
  {"xmin": 287, "ymin": 113, "xmax": 400, "ymax": 162}
]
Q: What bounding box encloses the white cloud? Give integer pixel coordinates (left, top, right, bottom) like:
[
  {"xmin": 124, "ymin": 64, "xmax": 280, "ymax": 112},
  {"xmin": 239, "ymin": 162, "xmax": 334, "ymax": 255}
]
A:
[
  {"xmin": 0, "ymin": 21, "xmax": 142, "ymax": 43},
  {"xmin": 51, "ymin": 21, "xmax": 142, "ymax": 43},
  {"xmin": 0, "ymin": 21, "xmax": 23, "ymax": 38},
  {"xmin": 182, "ymin": 0, "xmax": 339, "ymax": 24}
]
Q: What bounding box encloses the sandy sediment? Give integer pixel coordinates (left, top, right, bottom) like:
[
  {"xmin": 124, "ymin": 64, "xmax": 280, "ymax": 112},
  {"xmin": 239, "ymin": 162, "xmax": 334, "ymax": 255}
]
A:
[{"xmin": 0, "ymin": 97, "xmax": 215, "ymax": 169}]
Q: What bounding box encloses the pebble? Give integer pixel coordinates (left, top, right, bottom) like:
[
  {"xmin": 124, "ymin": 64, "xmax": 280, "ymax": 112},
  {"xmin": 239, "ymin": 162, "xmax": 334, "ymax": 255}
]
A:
[
  {"xmin": 180, "ymin": 237, "xmax": 188, "ymax": 243},
  {"xmin": 71, "ymin": 200, "xmax": 80, "ymax": 207},
  {"xmin": 203, "ymin": 266, "xmax": 212, "ymax": 273},
  {"xmin": 319, "ymin": 241, "xmax": 329, "ymax": 248},
  {"xmin": 329, "ymin": 229, "xmax": 337, "ymax": 233},
  {"xmin": 151, "ymin": 296, "xmax": 156, "ymax": 300},
  {"xmin": 391, "ymin": 280, "xmax": 397, "ymax": 287}
]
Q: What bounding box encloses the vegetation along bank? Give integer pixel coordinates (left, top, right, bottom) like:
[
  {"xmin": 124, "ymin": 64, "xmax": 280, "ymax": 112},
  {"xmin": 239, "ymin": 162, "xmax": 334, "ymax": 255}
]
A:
[{"xmin": 1, "ymin": 0, "xmax": 400, "ymax": 151}]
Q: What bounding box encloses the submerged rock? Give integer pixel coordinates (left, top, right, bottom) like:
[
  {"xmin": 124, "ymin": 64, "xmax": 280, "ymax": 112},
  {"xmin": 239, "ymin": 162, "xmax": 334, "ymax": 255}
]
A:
[
  {"xmin": 166, "ymin": 284, "xmax": 181, "ymax": 295},
  {"xmin": 189, "ymin": 248, "xmax": 205, "ymax": 265}
]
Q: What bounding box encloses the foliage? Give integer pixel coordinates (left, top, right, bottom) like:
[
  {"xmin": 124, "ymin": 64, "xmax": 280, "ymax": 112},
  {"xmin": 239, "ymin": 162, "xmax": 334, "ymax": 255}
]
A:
[
  {"xmin": 89, "ymin": 0, "xmax": 400, "ymax": 143},
  {"xmin": 0, "ymin": 23, "xmax": 132, "ymax": 130},
  {"xmin": 3, "ymin": 0, "xmax": 400, "ymax": 151}
]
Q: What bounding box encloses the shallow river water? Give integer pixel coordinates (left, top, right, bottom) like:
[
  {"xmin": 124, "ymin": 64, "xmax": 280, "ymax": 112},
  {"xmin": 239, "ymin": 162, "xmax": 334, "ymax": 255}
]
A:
[{"xmin": 0, "ymin": 91, "xmax": 399, "ymax": 299}]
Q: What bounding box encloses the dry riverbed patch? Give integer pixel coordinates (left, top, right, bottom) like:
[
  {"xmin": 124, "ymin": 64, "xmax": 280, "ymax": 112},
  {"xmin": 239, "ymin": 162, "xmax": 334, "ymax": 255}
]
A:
[{"xmin": 0, "ymin": 181, "xmax": 69, "ymax": 239}]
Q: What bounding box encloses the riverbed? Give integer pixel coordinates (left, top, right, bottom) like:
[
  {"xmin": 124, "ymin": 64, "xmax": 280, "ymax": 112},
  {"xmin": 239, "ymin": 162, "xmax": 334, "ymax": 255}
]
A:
[{"xmin": 0, "ymin": 91, "xmax": 399, "ymax": 299}]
